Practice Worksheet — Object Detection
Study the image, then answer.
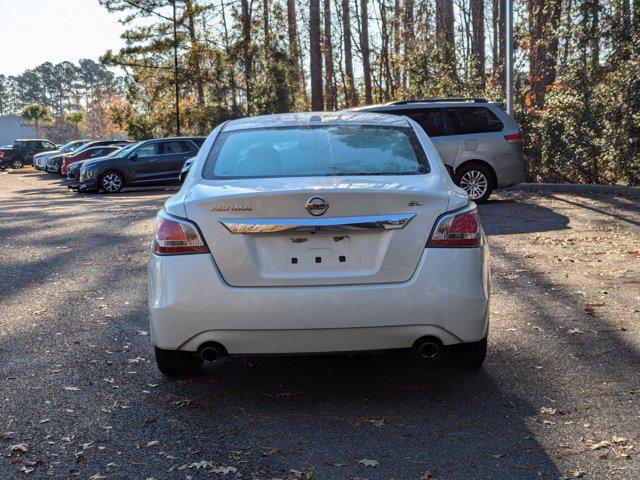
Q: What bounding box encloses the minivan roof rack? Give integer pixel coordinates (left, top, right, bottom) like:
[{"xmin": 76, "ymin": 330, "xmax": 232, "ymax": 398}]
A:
[{"xmin": 386, "ymin": 98, "xmax": 488, "ymax": 105}]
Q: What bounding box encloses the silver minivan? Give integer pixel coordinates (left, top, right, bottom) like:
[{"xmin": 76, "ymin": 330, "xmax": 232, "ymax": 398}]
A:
[{"xmin": 352, "ymin": 98, "xmax": 526, "ymax": 202}]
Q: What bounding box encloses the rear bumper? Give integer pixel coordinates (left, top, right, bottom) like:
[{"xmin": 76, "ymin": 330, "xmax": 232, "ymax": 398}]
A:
[
  {"xmin": 493, "ymin": 150, "xmax": 527, "ymax": 188},
  {"xmin": 149, "ymin": 246, "xmax": 490, "ymax": 353}
]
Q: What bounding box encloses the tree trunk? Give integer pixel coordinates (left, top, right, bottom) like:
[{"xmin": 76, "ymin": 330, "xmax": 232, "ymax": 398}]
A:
[
  {"xmin": 220, "ymin": 0, "xmax": 238, "ymax": 110},
  {"xmin": 342, "ymin": 0, "xmax": 358, "ymax": 106},
  {"xmin": 324, "ymin": 0, "xmax": 337, "ymax": 109},
  {"xmin": 380, "ymin": 0, "xmax": 392, "ymax": 99},
  {"xmin": 470, "ymin": 0, "xmax": 486, "ymax": 89},
  {"xmin": 403, "ymin": 0, "xmax": 414, "ymax": 90},
  {"xmin": 498, "ymin": 0, "xmax": 505, "ymax": 85},
  {"xmin": 310, "ymin": 0, "xmax": 324, "ymax": 110},
  {"xmin": 263, "ymin": 0, "xmax": 270, "ymax": 55},
  {"xmin": 287, "ymin": 0, "xmax": 303, "ymax": 106},
  {"xmin": 241, "ymin": 0, "xmax": 253, "ymax": 113},
  {"xmin": 435, "ymin": 0, "xmax": 457, "ymax": 80},
  {"xmin": 528, "ymin": 0, "xmax": 562, "ymax": 106},
  {"xmin": 393, "ymin": 0, "xmax": 402, "ymax": 94},
  {"xmin": 491, "ymin": 0, "xmax": 498, "ymax": 76},
  {"xmin": 360, "ymin": 0, "xmax": 373, "ymax": 104},
  {"xmin": 185, "ymin": 0, "xmax": 205, "ymax": 106},
  {"xmin": 589, "ymin": 0, "xmax": 599, "ymax": 72},
  {"xmin": 435, "ymin": 0, "xmax": 455, "ymax": 45}
]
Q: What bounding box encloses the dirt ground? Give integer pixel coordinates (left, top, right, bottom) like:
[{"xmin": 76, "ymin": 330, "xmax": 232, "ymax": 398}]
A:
[{"xmin": 1, "ymin": 167, "xmax": 639, "ymax": 479}]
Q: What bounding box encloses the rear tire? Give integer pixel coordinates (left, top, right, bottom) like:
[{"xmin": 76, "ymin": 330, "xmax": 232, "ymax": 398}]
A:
[
  {"xmin": 12, "ymin": 158, "xmax": 24, "ymax": 169},
  {"xmin": 448, "ymin": 337, "xmax": 487, "ymax": 369},
  {"xmin": 100, "ymin": 171, "xmax": 124, "ymax": 193},
  {"xmin": 453, "ymin": 164, "xmax": 494, "ymax": 204},
  {"xmin": 154, "ymin": 347, "xmax": 203, "ymax": 376}
]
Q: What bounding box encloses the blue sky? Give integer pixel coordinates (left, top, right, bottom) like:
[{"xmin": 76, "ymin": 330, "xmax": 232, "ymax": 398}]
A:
[{"xmin": 1, "ymin": 0, "xmax": 125, "ymax": 75}]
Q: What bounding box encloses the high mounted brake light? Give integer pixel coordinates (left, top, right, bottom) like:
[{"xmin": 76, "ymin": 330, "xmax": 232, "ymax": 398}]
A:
[
  {"xmin": 427, "ymin": 205, "xmax": 483, "ymax": 247},
  {"xmin": 152, "ymin": 211, "xmax": 209, "ymax": 255}
]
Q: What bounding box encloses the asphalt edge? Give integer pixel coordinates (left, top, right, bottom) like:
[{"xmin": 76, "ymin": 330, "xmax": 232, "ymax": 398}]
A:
[{"xmin": 509, "ymin": 183, "xmax": 640, "ymax": 197}]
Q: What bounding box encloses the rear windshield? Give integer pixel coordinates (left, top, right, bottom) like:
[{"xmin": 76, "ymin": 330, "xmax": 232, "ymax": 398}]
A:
[{"xmin": 202, "ymin": 125, "xmax": 429, "ymax": 179}]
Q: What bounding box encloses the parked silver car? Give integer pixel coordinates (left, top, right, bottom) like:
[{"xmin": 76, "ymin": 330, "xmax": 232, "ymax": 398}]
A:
[
  {"xmin": 352, "ymin": 98, "xmax": 526, "ymax": 202},
  {"xmin": 33, "ymin": 139, "xmax": 90, "ymax": 171}
]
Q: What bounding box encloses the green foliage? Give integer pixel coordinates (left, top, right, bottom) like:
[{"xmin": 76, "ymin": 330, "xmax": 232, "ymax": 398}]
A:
[
  {"xmin": 64, "ymin": 112, "xmax": 85, "ymax": 124},
  {"xmin": 516, "ymin": 1, "xmax": 640, "ymax": 185},
  {"xmin": 21, "ymin": 103, "xmax": 52, "ymax": 127}
]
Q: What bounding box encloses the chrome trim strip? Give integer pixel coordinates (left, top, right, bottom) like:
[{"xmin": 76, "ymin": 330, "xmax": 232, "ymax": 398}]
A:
[{"xmin": 218, "ymin": 213, "xmax": 416, "ymax": 234}]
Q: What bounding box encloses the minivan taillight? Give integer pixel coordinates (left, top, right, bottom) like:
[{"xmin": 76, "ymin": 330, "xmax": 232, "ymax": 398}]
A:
[
  {"xmin": 504, "ymin": 131, "xmax": 524, "ymax": 143},
  {"xmin": 152, "ymin": 211, "xmax": 209, "ymax": 255},
  {"xmin": 427, "ymin": 206, "xmax": 483, "ymax": 247}
]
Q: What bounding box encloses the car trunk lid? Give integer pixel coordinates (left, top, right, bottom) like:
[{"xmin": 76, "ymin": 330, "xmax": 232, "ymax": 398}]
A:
[{"xmin": 184, "ymin": 175, "xmax": 449, "ymax": 287}]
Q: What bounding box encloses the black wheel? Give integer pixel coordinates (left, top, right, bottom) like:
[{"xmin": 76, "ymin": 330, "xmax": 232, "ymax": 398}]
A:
[
  {"xmin": 453, "ymin": 164, "xmax": 494, "ymax": 204},
  {"xmin": 12, "ymin": 158, "xmax": 24, "ymax": 169},
  {"xmin": 447, "ymin": 337, "xmax": 487, "ymax": 369},
  {"xmin": 154, "ymin": 347, "xmax": 203, "ymax": 376},
  {"xmin": 100, "ymin": 171, "xmax": 124, "ymax": 193}
]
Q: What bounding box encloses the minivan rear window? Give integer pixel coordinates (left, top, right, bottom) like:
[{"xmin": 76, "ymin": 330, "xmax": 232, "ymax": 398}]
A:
[
  {"xmin": 202, "ymin": 125, "xmax": 430, "ymax": 179},
  {"xmin": 445, "ymin": 107, "xmax": 503, "ymax": 134}
]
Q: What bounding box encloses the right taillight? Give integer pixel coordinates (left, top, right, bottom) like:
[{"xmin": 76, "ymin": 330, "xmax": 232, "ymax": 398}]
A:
[
  {"xmin": 427, "ymin": 205, "xmax": 483, "ymax": 248},
  {"xmin": 152, "ymin": 211, "xmax": 209, "ymax": 255},
  {"xmin": 504, "ymin": 131, "xmax": 524, "ymax": 143}
]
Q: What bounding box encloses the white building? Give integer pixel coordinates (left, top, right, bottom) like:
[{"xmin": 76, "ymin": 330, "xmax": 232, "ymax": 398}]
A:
[{"xmin": 0, "ymin": 115, "xmax": 36, "ymax": 146}]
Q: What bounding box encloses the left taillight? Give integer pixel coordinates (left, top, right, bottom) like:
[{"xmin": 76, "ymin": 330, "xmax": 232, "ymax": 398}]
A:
[
  {"xmin": 504, "ymin": 131, "xmax": 524, "ymax": 143},
  {"xmin": 152, "ymin": 211, "xmax": 209, "ymax": 255},
  {"xmin": 427, "ymin": 205, "xmax": 483, "ymax": 248}
]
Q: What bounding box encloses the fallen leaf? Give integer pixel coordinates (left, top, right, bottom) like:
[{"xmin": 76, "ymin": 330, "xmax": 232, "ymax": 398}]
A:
[
  {"xmin": 189, "ymin": 460, "xmax": 211, "ymax": 469},
  {"xmin": 7, "ymin": 443, "xmax": 28, "ymax": 453},
  {"xmin": 211, "ymin": 466, "xmax": 238, "ymax": 474},
  {"xmin": 571, "ymin": 469, "xmax": 586, "ymax": 478},
  {"xmin": 540, "ymin": 407, "xmax": 557, "ymax": 415},
  {"xmin": 589, "ymin": 440, "xmax": 612, "ymax": 450},
  {"xmin": 420, "ymin": 470, "xmax": 434, "ymax": 479},
  {"xmin": 64, "ymin": 386, "xmax": 81, "ymax": 392},
  {"xmin": 357, "ymin": 459, "xmax": 379, "ymax": 467}
]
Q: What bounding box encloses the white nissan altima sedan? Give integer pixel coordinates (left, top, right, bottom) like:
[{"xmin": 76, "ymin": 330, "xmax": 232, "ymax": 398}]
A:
[{"xmin": 148, "ymin": 112, "xmax": 490, "ymax": 375}]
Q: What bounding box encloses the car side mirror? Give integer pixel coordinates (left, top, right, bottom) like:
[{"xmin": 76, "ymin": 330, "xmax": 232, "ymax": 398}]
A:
[{"xmin": 130, "ymin": 153, "xmax": 138, "ymax": 161}]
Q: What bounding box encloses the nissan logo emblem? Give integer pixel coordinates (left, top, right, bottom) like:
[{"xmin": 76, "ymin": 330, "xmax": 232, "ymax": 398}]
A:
[{"xmin": 305, "ymin": 196, "xmax": 329, "ymax": 216}]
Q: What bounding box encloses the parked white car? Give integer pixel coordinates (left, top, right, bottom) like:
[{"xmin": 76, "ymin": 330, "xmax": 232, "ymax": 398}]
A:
[
  {"xmin": 148, "ymin": 112, "xmax": 490, "ymax": 375},
  {"xmin": 33, "ymin": 139, "xmax": 89, "ymax": 170}
]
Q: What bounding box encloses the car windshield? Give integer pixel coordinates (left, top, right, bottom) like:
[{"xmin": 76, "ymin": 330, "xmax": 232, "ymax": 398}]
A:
[
  {"xmin": 111, "ymin": 142, "xmax": 141, "ymax": 158},
  {"xmin": 202, "ymin": 125, "xmax": 429, "ymax": 179},
  {"xmin": 60, "ymin": 141, "xmax": 84, "ymax": 153}
]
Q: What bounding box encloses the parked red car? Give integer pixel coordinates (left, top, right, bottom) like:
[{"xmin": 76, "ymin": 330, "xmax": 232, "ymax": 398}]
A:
[{"xmin": 60, "ymin": 145, "xmax": 123, "ymax": 175}]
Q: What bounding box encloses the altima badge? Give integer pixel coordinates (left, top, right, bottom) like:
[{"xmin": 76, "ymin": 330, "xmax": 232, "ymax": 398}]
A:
[
  {"xmin": 211, "ymin": 205, "xmax": 252, "ymax": 212},
  {"xmin": 305, "ymin": 196, "xmax": 329, "ymax": 216}
]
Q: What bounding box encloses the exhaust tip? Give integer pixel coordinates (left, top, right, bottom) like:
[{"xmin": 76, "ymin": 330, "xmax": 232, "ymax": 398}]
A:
[
  {"xmin": 413, "ymin": 337, "xmax": 442, "ymax": 360},
  {"xmin": 198, "ymin": 343, "xmax": 226, "ymax": 363}
]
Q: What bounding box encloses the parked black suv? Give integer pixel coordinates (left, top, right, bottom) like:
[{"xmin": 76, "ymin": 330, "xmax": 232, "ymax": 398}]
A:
[
  {"xmin": 77, "ymin": 137, "xmax": 205, "ymax": 193},
  {"xmin": 0, "ymin": 139, "xmax": 57, "ymax": 169}
]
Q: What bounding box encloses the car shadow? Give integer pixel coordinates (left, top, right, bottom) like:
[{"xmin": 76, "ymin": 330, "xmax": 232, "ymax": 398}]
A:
[{"xmin": 480, "ymin": 194, "xmax": 571, "ymax": 236}]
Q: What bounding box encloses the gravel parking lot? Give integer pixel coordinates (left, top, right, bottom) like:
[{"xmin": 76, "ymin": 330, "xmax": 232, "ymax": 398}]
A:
[{"xmin": 1, "ymin": 168, "xmax": 639, "ymax": 479}]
